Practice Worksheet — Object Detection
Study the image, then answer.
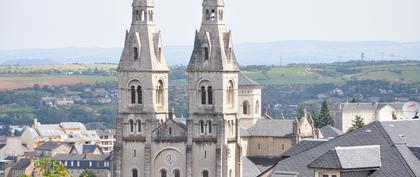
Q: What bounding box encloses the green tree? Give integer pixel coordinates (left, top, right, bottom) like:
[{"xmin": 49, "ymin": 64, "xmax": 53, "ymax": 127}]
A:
[
  {"xmin": 310, "ymin": 109, "xmax": 320, "ymax": 127},
  {"xmin": 80, "ymin": 170, "xmax": 97, "ymax": 177},
  {"xmin": 297, "ymin": 104, "xmax": 305, "ymax": 118},
  {"xmin": 35, "ymin": 157, "xmax": 70, "ymax": 177},
  {"xmin": 348, "ymin": 115, "xmax": 365, "ymax": 132},
  {"xmin": 350, "ymin": 97, "xmax": 358, "ymax": 103},
  {"xmin": 317, "ymin": 100, "xmax": 333, "ymax": 128}
]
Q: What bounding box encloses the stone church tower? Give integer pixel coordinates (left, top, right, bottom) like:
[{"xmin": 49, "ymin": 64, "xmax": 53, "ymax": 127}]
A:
[
  {"xmin": 186, "ymin": 0, "xmax": 241, "ymax": 176},
  {"xmin": 113, "ymin": 0, "xmax": 170, "ymax": 176}
]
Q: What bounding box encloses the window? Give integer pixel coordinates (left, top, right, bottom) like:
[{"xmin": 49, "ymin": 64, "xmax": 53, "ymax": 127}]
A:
[
  {"xmin": 208, "ymin": 121, "xmax": 212, "ymax": 133},
  {"xmin": 160, "ymin": 169, "xmax": 167, "ymax": 177},
  {"xmin": 141, "ymin": 10, "xmax": 146, "ymax": 21},
  {"xmin": 129, "ymin": 119, "xmax": 134, "ymax": 132},
  {"xmin": 134, "ymin": 149, "xmax": 136, "ymax": 157},
  {"xmin": 227, "ymin": 81, "xmax": 234, "ymax": 106},
  {"xmin": 206, "ymin": 9, "xmax": 210, "ymax": 20},
  {"xmin": 202, "ymin": 170, "xmax": 209, "ymax": 177},
  {"xmin": 203, "ymin": 47, "xmax": 209, "ymax": 60},
  {"xmin": 135, "ymin": 10, "xmax": 141, "ymax": 21},
  {"xmin": 207, "ymin": 86, "xmax": 213, "ymax": 104},
  {"xmin": 255, "ymin": 100, "xmax": 260, "ymax": 115},
  {"xmin": 173, "ymin": 169, "xmax": 180, "ymax": 177},
  {"xmin": 201, "ymin": 86, "xmax": 206, "ymax": 104},
  {"xmin": 133, "ymin": 47, "xmax": 139, "ymax": 60},
  {"xmin": 156, "ymin": 80, "xmax": 164, "ymax": 105},
  {"xmin": 169, "ymin": 127, "xmax": 172, "ymax": 135},
  {"xmin": 243, "ymin": 101, "xmax": 249, "ymax": 115},
  {"xmin": 137, "ymin": 120, "xmax": 141, "ymax": 132},
  {"xmin": 258, "ymin": 143, "xmax": 261, "ymax": 150},
  {"xmin": 131, "ymin": 86, "xmax": 136, "ymax": 104},
  {"xmin": 211, "ymin": 9, "xmax": 216, "ymax": 20},
  {"xmin": 137, "ymin": 86, "xmax": 142, "ymax": 104},
  {"xmin": 132, "ymin": 169, "xmax": 138, "ymax": 177},
  {"xmin": 200, "ymin": 120, "xmax": 205, "ymax": 134},
  {"xmin": 149, "ymin": 10, "xmax": 154, "ymax": 21},
  {"xmin": 204, "ymin": 150, "xmax": 207, "ymax": 158},
  {"xmin": 282, "ymin": 144, "xmax": 285, "ymax": 150},
  {"xmin": 229, "ymin": 170, "xmax": 232, "ymax": 177}
]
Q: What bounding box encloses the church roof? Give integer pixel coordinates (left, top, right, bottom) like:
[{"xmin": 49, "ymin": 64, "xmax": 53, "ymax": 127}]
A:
[{"xmin": 238, "ymin": 72, "xmax": 261, "ymax": 87}]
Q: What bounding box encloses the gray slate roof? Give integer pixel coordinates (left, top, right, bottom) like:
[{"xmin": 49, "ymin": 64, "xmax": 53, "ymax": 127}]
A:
[
  {"xmin": 242, "ymin": 119, "xmax": 294, "ymax": 137},
  {"xmin": 319, "ymin": 125, "xmax": 344, "ymax": 138},
  {"xmin": 239, "ymin": 72, "xmax": 260, "ymax": 86},
  {"xmin": 281, "ymin": 139, "xmax": 328, "ymax": 158},
  {"xmin": 53, "ymin": 153, "xmax": 110, "ymax": 161},
  {"xmin": 268, "ymin": 120, "xmax": 420, "ymax": 177},
  {"xmin": 11, "ymin": 159, "xmax": 31, "ymax": 170},
  {"xmin": 35, "ymin": 142, "xmax": 64, "ymax": 151}
]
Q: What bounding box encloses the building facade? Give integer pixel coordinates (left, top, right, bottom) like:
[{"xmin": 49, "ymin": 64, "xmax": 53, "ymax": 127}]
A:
[{"xmin": 113, "ymin": 0, "xmax": 316, "ymax": 177}]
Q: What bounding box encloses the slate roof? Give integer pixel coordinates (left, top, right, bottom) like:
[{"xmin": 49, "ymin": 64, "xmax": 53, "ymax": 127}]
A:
[
  {"xmin": 36, "ymin": 124, "xmax": 65, "ymax": 137},
  {"xmin": 247, "ymin": 157, "xmax": 284, "ymax": 173},
  {"xmin": 242, "ymin": 119, "xmax": 294, "ymax": 137},
  {"xmin": 53, "ymin": 153, "xmax": 110, "ymax": 161},
  {"xmin": 35, "ymin": 142, "xmax": 65, "ymax": 151},
  {"xmin": 238, "ymin": 72, "xmax": 261, "ymax": 87},
  {"xmin": 281, "ymin": 139, "xmax": 328, "ymax": 158},
  {"xmin": 319, "ymin": 125, "xmax": 344, "ymax": 138},
  {"xmin": 408, "ymin": 146, "xmax": 420, "ymax": 160},
  {"xmin": 72, "ymin": 144, "xmax": 101, "ymax": 154},
  {"xmin": 60, "ymin": 122, "xmax": 86, "ymax": 131},
  {"xmin": 11, "ymin": 159, "xmax": 31, "ymax": 170},
  {"xmin": 309, "ymin": 145, "xmax": 381, "ymax": 170},
  {"xmin": 268, "ymin": 120, "xmax": 420, "ymax": 177},
  {"xmin": 243, "ymin": 157, "xmax": 264, "ymax": 177}
]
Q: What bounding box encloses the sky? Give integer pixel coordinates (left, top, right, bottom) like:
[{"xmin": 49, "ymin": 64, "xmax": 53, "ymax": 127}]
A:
[{"xmin": 0, "ymin": 0, "xmax": 419, "ymax": 50}]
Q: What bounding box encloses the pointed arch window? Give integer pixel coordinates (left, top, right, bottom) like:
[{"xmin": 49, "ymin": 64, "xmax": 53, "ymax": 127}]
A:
[
  {"xmin": 137, "ymin": 120, "xmax": 141, "ymax": 132},
  {"xmin": 131, "ymin": 86, "xmax": 136, "ymax": 104},
  {"xmin": 227, "ymin": 80, "xmax": 234, "ymax": 106},
  {"xmin": 201, "ymin": 86, "xmax": 207, "ymax": 105},
  {"xmin": 208, "ymin": 121, "xmax": 212, "ymax": 133},
  {"xmin": 202, "ymin": 170, "xmax": 209, "ymax": 177},
  {"xmin": 160, "ymin": 169, "xmax": 167, "ymax": 177},
  {"xmin": 132, "ymin": 169, "xmax": 138, "ymax": 177},
  {"xmin": 256, "ymin": 100, "xmax": 260, "ymax": 115},
  {"xmin": 173, "ymin": 169, "xmax": 180, "ymax": 177},
  {"xmin": 129, "ymin": 119, "xmax": 134, "ymax": 133},
  {"xmin": 207, "ymin": 86, "xmax": 213, "ymax": 105},
  {"xmin": 156, "ymin": 80, "xmax": 164, "ymax": 105},
  {"xmin": 137, "ymin": 86, "xmax": 142, "ymax": 104},
  {"xmin": 133, "ymin": 47, "xmax": 139, "ymax": 60},
  {"xmin": 243, "ymin": 101, "xmax": 249, "ymax": 115},
  {"xmin": 203, "ymin": 47, "xmax": 209, "ymax": 61},
  {"xmin": 199, "ymin": 120, "xmax": 205, "ymax": 134}
]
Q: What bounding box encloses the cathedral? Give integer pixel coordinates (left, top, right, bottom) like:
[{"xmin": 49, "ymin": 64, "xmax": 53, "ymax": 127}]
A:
[{"xmin": 113, "ymin": 0, "xmax": 316, "ymax": 177}]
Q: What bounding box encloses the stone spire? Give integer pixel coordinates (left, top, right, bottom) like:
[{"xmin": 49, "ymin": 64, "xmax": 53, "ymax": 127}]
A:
[
  {"xmin": 117, "ymin": 0, "xmax": 169, "ymax": 72},
  {"xmin": 187, "ymin": 0, "xmax": 239, "ymax": 72}
]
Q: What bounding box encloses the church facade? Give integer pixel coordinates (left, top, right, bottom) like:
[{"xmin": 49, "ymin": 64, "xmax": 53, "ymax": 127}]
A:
[{"xmin": 112, "ymin": 0, "xmax": 316, "ymax": 177}]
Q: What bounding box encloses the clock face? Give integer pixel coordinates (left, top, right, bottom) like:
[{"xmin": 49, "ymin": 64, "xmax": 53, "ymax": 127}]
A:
[{"xmin": 165, "ymin": 153, "xmax": 176, "ymax": 166}]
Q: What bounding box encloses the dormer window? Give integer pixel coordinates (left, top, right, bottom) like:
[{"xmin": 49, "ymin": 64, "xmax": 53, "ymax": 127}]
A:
[
  {"xmin": 133, "ymin": 47, "xmax": 139, "ymax": 60},
  {"xmin": 203, "ymin": 47, "xmax": 209, "ymax": 61}
]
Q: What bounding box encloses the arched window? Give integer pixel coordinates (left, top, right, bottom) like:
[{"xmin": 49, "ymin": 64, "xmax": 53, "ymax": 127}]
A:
[
  {"xmin": 243, "ymin": 101, "xmax": 249, "ymax": 115},
  {"xmin": 137, "ymin": 120, "xmax": 141, "ymax": 132},
  {"xmin": 211, "ymin": 9, "xmax": 216, "ymax": 20},
  {"xmin": 132, "ymin": 169, "xmax": 138, "ymax": 177},
  {"xmin": 160, "ymin": 169, "xmax": 167, "ymax": 177},
  {"xmin": 227, "ymin": 80, "xmax": 234, "ymax": 106},
  {"xmin": 208, "ymin": 121, "xmax": 212, "ymax": 133},
  {"xmin": 203, "ymin": 47, "xmax": 209, "ymax": 60},
  {"xmin": 133, "ymin": 47, "xmax": 139, "ymax": 60},
  {"xmin": 173, "ymin": 169, "xmax": 180, "ymax": 177},
  {"xmin": 131, "ymin": 86, "xmax": 136, "ymax": 104},
  {"xmin": 137, "ymin": 86, "xmax": 142, "ymax": 104},
  {"xmin": 202, "ymin": 170, "xmax": 209, "ymax": 177},
  {"xmin": 207, "ymin": 86, "xmax": 213, "ymax": 105},
  {"xmin": 156, "ymin": 80, "xmax": 164, "ymax": 105},
  {"xmin": 256, "ymin": 100, "xmax": 260, "ymax": 115},
  {"xmin": 201, "ymin": 86, "xmax": 206, "ymax": 105},
  {"xmin": 129, "ymin": 120, "xmax": 134, "ymax": 132},
  {"xmin": 199, "ymin": 120, "xmax": 204, "ymax": 134}
]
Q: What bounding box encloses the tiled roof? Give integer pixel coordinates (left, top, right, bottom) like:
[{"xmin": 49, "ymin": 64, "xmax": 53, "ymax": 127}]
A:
[
  {"xmin": 11, "ymin": 159, "xmax": 31, "ymax": 170},
  {"xmin": 268, "ymin": 120, "xmax": 420, "ymax": 177},
  {"xmin": 319, "ymin": 125, "xmax": 344, "ymax": 138},
  {"xmin": 242, "ymin": 119, "xmax": 294, "ymax": 137}
]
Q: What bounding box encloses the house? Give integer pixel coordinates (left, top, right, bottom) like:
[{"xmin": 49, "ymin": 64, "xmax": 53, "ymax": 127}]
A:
[
  {"xmin": 330, "ymin": 102, "xmax": 407, "ymax": 132},
  {"xmin": 34, "ymin": 142, "xmax": 71, "ymax": 158},
  {"xmin": 8, "ymin": 159, "xmax": 33, "ymax": 177},
  {"xmin": 0, "ymin": 137, "xmax": 28, "ymax": 160},
  {"xmin": 0, "ymin": 156, "xmax": 17, "ymax": 177},
  {"xmin": 96, "ymin": 129, "xmax": 116, "ymax": 153},
  {"xmin": 53, "ymin": 153, "xmax": 111, "ymax": 177},
  {"xmin": 261, "ymin": 120, "xmax": 420, "ymax": 177}
]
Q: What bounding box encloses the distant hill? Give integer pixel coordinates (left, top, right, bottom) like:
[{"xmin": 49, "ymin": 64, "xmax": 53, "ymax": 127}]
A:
[
  {"xmin": 1, "ymin": 59, "xmax": 61, "ymax": 65},
  {"xmin": 1, "ymin": 41, "xmax": 419, "ymax": 65}
]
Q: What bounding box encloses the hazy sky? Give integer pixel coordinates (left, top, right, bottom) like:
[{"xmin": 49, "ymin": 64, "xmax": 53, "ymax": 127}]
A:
[{"xmin": 0, "ymin": 0, "xmax": 419, "ymax": 50}]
